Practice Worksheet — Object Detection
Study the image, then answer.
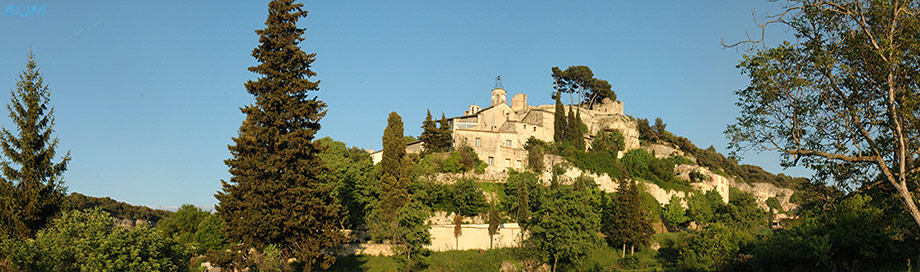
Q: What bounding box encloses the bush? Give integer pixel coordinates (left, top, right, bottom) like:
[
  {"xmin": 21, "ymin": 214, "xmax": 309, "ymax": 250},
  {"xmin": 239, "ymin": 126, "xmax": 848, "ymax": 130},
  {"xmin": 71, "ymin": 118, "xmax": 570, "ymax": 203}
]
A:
[
  {"xmin": 450, "ymin": 178, "xmax": 489, "ymax": 216},
  {"xmin": 1, "ymin": 208, "xmax": 189, "ymax": 272},
  {"xmin": 677, "ymin": 223, "xmax": 752, "ymax": 271},
  {"xmin": 591, "ymin": 130, "xmax": 625, "ymax": 153},
  {"xmin": 662, "ymin": 196, "xmax": 690, "ymax": 228}
]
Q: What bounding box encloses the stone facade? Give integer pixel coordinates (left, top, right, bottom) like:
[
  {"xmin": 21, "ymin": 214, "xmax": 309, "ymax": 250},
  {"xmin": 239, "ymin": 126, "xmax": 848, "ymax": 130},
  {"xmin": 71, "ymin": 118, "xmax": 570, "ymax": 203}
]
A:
[{"xmin": 447, "ymin": 88, "xmax": 640, "ymax": 174}]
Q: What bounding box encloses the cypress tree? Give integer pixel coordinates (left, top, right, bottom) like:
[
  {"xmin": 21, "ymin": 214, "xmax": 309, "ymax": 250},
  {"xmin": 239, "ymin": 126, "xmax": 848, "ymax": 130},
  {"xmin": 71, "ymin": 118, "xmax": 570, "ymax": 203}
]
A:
[
  {"xmin": 418, "ymin": 110, "xmax": 437, "ymax": 154},
  {"xmin": 553, "ymin": 91, "xmax": 566, "ymax": 143},
  {"xmin": 565, "ymin": 107, "xmax": 584, "ymax": 150},
  {"xmin": 436, "ymin": 113, "xmax": 452, "ymax": 152},
  {"xmin": 378, "ymin": 112, "xmax": 409, "ymax": 239},
  {"xmin": 0, "ymin": 52, "xmax": 71, "ymax": 239},
  {"xmin": 215, "ymin": 1, "xmax": 344, "ymax": 268}
]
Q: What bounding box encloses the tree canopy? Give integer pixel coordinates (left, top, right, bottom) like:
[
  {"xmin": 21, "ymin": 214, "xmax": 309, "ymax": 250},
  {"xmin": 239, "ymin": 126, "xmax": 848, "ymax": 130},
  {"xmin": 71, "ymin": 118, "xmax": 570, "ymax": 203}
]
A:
[
  {"xmin": 725, "ymin": 0, "xmax": 920, "ymax": 232},
  {"xmin": 0, "ymin": 52, "xmax": 70, "ymax": 239},
  {"xmin": 551, "ymin": 65, "xmax": 615, "ymax": 108},
  {"xmin": 215, "ymin": 0, "xmax": 345, "ymax": 268}
]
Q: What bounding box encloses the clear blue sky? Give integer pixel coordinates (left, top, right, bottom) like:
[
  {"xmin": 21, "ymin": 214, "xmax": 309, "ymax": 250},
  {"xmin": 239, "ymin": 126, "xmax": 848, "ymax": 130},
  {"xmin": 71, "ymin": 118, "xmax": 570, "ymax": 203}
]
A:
[{"xmin": 0, "ymin": 1, "xmax": 806, "ymax": 210}]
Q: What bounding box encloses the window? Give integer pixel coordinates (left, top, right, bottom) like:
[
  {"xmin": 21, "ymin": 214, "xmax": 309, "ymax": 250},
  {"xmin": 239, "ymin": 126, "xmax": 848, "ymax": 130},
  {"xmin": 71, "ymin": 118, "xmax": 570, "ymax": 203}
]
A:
[
  {"xmin": 488, "ymin": 157, "xmax": 494, "ymax": 165},
  {"xmin": 533, "ymin": 127, "xmax": 536, "ymax": 132},
  {"xmin": 475, "ymin": 138, "xmax": 481, "ymax": 147},
  {"xmin": 516, "ymin": 160, "xmax": 522, "ymax": 168},
  {"xmin": 505, "ymin": 140, "xmax": 512, "ymax": 147},
  {"xmin": 505, "ymin": 158, "xmax": 511, "ymax": 167}
]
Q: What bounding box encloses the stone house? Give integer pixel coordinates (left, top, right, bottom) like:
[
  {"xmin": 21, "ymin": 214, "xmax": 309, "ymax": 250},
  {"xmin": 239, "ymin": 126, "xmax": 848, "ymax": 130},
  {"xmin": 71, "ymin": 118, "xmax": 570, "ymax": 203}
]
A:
[{"xmin": 446, "ymin": 86, "xmax": 640, "ymax": 174}]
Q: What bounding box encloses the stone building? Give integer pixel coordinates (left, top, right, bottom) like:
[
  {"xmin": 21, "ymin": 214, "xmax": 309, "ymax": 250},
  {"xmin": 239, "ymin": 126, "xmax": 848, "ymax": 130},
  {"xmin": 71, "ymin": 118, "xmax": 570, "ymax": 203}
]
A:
[{"xmin": 446, "ymin": 86, "xmax": 640, "ymax": 174}]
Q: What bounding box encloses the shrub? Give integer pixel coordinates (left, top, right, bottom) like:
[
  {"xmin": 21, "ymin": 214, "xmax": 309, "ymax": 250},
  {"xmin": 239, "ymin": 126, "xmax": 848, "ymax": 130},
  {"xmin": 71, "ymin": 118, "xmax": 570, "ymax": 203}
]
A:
[
  {"xmin": 1, "ymin": 208, "xmax": 189, "ymax": 272},
  {"xmin": 662, "ymin": 196, "xmax": 690, "ymax": 228},
  {"xmin": 591, "ymin": 130, "xmax": 625, "ymax": 153}
]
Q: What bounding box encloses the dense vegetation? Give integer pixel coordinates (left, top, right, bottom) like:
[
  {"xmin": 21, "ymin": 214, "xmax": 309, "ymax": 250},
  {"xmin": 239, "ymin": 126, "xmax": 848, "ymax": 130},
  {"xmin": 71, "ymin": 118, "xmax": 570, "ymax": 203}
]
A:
[{"xmin": 67, "ymin": 192, "xmax": 172, "ymax": 223}]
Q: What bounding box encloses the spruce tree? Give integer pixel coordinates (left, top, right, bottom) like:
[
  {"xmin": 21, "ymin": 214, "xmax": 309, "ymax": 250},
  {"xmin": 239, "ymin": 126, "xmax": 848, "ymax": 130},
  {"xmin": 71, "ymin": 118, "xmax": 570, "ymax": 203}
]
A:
[
  {"xmin": 215, "ymin": 1, "xmax": 344, "ymax": 268},
  {"xmin": 553, "ymin": 91, "xmax": 566, "ymax": 143},
  {"xmin": 418, "ymin": 110, "xmax": 437, "ymax": 154},
  {"xmin": 0, "ymin": 52, "xmax": 70, "ymax": 239}
]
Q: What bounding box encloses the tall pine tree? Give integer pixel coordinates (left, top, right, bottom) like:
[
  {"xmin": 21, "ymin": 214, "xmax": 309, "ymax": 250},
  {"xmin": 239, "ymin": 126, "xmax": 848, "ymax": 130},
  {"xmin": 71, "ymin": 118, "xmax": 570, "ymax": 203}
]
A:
[
  {"xmin": 0, "ymin": 52, "xmax": 70, "ymax": 239},
  {"xmin": 553, "ymin": 91, "xmax": 566, "ymax": 143},
  {"xmin": 215, "ymin": 1, "xmax": 344, "ymax": 269}
]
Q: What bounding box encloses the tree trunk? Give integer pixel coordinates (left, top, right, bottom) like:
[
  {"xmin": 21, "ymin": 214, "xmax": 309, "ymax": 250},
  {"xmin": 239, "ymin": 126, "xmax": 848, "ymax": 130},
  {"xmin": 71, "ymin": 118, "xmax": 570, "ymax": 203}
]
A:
[
  {"xmin": 553, "ymin": 257, "xmax": 558, "ymax": 272},
  {"xmin": 489, "ymin": 234, "xmax": 493, "ymax": 249},
  {"xmin": 621, "ymin": 243, "xmax": 626, "ymax": 258},
  {"xmin": 631, "ymin": 244, "xmax": 635, "ymax": 256}
]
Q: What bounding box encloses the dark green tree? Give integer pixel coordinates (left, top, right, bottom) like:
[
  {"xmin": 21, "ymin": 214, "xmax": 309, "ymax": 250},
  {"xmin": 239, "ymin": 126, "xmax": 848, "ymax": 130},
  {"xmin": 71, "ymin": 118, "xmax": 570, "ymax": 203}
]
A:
[
  {"xmin": 565, "ymin": 107, "xmax": 584, "ymax": 151},
  {"xmin": 487, "ymin": 201, "xmax": 501, "ymax": 249},
  {"xmin": 504, "ymin": 170, "xmax": 542, "ymax": 242},
  {"xmin": 0, "ymin": 52, "xmax": 70, "ymax": 239},
  {"xmin": 376, "ymin": 112, "xmax": 410, "ymax": 240},
  {"xmin": 418, "ymin": 110, "xmax": 437, "ymax": 154},
  {"xmin": 591, "ymin": 130, "xmax": 625, "ymax": 153},
  {"xmin": 214, "ymin": 1, "xmax": 345, "ymax": 269},
  {"xmin": 392, "ymin": 201, "xmax": 431, "ymax": 272},
  {"xmin": 553, "ymin": 91, "xmax": 566, "ymax": 143},
  {"xmin": 435, "ymin": 113, "xmax": 452, "ymax": 152},
  {"xmin": 603, "ymin": 179, "xmax": 652, "ymax": 257},
  {"xmin": 551, "ymin": 65, "xmax": 615, "ymax": 107},
  {"xmin": 661, "ymin": 195, "xmax": 690, "ymax": 229},
  {"xmin": 156, "ymin": 204, "xmax": 208, "ymax": 245},
  {"xmin": 316, "ymin": 137, "xmax": 378, "ymax": 229},
  {"xmin": 529, "ymin": 184, "xmax": 600, "ymax": 272},
  {"xmin": 449, "ymin": 178, "xmax": 488, "ymax": 217}
]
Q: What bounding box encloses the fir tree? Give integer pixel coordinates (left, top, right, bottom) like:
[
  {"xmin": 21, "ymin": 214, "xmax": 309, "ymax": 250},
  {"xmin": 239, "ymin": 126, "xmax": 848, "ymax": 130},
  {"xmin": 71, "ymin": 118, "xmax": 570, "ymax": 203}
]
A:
[
  {"xmin": 215, "ymin": 1, "xmax": 345, "ymax": 269},
  {"xmin": 553, "ymin": 91, "xmax": 566, "ymax": 143},
  {"xmin": 0, "ymin": 52, "xmax": 71, "ymax": 239}
]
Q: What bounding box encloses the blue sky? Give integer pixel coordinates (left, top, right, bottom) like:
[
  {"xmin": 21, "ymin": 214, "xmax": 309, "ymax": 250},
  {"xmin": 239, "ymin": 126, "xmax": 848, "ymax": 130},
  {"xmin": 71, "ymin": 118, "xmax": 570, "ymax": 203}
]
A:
[{"xmin": 0, "ymin": 1, "xmax": 805, "ymax": 210}]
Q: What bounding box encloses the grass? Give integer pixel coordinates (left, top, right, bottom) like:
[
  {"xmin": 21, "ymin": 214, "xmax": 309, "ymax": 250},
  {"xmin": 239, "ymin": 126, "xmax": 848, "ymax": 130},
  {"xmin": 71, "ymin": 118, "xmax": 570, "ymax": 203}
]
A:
[
  {"xmin": 318, "ymin": 248, "xmax": 517, "ymax": 272},
  {"xmin": 319, "ymin": 233, "xmax": 692, "ymax": 272}
]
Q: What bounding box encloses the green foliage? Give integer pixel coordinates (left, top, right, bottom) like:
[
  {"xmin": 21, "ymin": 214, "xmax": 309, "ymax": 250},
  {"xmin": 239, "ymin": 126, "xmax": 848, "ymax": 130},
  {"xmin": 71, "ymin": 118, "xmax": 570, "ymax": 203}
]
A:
[
  {"xmin": 661, "ymin": 195, "xmax": 690, "ymax": 228},
  {"xmin": 316, "ymin": 137, "xmax": 378, "ymax": 229},
  {"xmin": 449, "ymin": 178, "xmax": 488, "ymax": 216},
  {"xmin": 765, "ymin": 197, "xmax": 783, "ymax": 213},
  {"xmin": 718, "ymin": 188, "xmax": 768, "ymax": 230},
  {"xmin": 157, "ymin": 204, "xmax": 208, "ymax": 242},
  {"xmin": 215, "ymin": 1, "xmax": 346, "ymax": 269},
  {"xmin": 686, "ymin": 190, "xmax": 723, "ymax": 225},
  {"xmin": 750, "ymin": 194, "xmax": 904, "ymax": 271},
  {"xmin": 621, "ymin": 149, "xmax": 690, "ymax": 191},
  {"xmin": 392, "ymin": 201, "xmax": 431, "ymax": 272},
  {"xmin": 677, "ymin": 223, "xmax": 752, "ymax": 271},
  {"xmin": 193, "ymin": 214, "xmax": 228, "ymax": 254},
  {"xmin": 503, "ymin": 170, "xmax": 543, "ymax": 233},
  {"xmin": 553, "ymin": 91, "xmax": 566, "ymax": 143},
  {"xmin": 1, "ymin": 208, "xmax": 188, "ymax": 272},
  {"xmin": 375, "ymin": 111, "xmax": 411, "ymax": 243},
  {"xmin": 66, "ymin": 192, "xmax": 172, "ymax": 223},
  {"xmin": 564, "ymin": 108, "xmax": 586, "ymax": 151},
  {"xmin": 551, "ymin": 65, "xmax": 615, "ymax": 106},
  {"xmin": 525, "ymin": 141, "xmax": 545, "ymax": 173},
  {"xmin": 487, "ymin": 202, "xmax": 501, "ymax": 249},
  {"xmin": 529, "ymin": 184, "xmax": 601, "ymax": 270},
  {"xmin": 639, "ymin": 191, "xmax": 662, "ymax": 224},
  {"xmin": 591, "ymin": 130, "xmax": 625, "ymax": 153},
  {"xmin": 0, "ymin": 52, "xmax": 71, "ymax": 239},
  {"xmin": 602, "ymin": 179, "xmax": 653, "ymax": 255}
]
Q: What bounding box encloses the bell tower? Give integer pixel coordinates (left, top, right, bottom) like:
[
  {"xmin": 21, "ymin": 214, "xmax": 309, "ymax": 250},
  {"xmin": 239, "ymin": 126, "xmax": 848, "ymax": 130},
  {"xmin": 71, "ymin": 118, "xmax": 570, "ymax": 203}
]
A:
[{"xmin": 490, "ymin": 76, "xmax": 506, "ymax": 106}]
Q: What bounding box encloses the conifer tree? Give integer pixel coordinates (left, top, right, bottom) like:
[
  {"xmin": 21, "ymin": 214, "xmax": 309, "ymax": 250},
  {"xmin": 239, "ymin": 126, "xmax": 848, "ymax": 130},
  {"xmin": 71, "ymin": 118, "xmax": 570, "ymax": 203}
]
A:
[
  {"xmin": 418, "ymin": 110, "xmax": 437, "ymax": 154},
  {"xmin": 553, "ymin": 91, "xmax": 566, "ymax": 143},
  {"xmin": 602, "ymin": 179, "xmax": 652, "ymax": 257},
  {"xmin": 0, "ymin": 52, "xmax": 70, "ymax": 239},
  {"xmin": 565, "ymin": 107, "xmax": 584, "ymax": 150},
  {"xmin": 215, "ymin": 1, "xmax": 344, "ymax": 268},
  {"xmin": 377, "ymin": 112, "xmax": 409, "ymax": 239},
  {"xmin": 436, "ymin": 113, "xmax": 452, "ymax": 151}
]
